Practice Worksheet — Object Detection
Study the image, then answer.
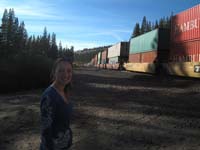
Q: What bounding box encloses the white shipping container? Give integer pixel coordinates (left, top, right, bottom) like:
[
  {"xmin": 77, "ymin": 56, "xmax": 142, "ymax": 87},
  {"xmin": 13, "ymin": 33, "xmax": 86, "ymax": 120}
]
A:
[{"xmin": 108, "ymin": 43, "xmax": 121, "ymax": 58}]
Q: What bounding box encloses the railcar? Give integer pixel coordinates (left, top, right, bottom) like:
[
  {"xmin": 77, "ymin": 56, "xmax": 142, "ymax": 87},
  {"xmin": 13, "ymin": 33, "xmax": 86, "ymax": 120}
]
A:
[
  {"xmin": 164, "ymin": 4, "xmax": 200, "ymax": 78},
  {"xmin": 124, "ymin": 28, "xmax": 170, "ymax": 74},
  {"xmin": 107, "ymin": 42, "xmax": 129, "ymax": 70}
]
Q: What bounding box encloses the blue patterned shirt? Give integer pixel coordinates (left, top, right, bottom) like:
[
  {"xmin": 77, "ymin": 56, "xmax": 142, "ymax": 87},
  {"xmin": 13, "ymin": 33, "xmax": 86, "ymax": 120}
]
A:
[{"xmin": 40, "ymin": 86, "xmax": 73, "ymax": 150}]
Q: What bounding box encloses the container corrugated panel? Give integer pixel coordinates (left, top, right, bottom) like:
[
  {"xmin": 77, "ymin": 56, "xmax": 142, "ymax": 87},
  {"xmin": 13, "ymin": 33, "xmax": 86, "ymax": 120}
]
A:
[
  {"xmin": 91, "ymin": 58, "xmax": 94, "ymax": 65},
  {"xmin": 108, "ymin": 43, "xmax": 121, "ymax": 58},
  {"xmin": 97, "ymin": 52, "xmax": 102, "ymax": 64},
  {"xmin": 130, "ymin": 29, "xmax": 170, "ymax": 54},
  {"xmin": 170, "ymin": 40, "xmax": 200, "ymax": 62},
  {"xmin": 94, "ymin": 54, "xmax": 98, "ymax": 65},
  {"xmin": 128, "ymin": 51, "xmax": 157, "ymax": 63},
  {"xmin": 141, "ymin": 51, "xmax": 157, "ymax": 63},
  {"xmin": 101, "ymin": 49, "xmax": 108, "ymax": 64},
  {"xmin": 108, "ymin": 42, "xmax": 129, "ymax": 58},
  {"xmin": 108, "ymin": 56, "xmax": 119, "ymax": 64},
  {"xmin": 171, "ymin": 4, "xmax": 200, "ymax": 43},
  {"xmin": 130, "ymin": 29, "xmax": 158, "ymax": 54},
  {"xmin": 128, "ymin": 53, "xmax": 141, "ymax": 63}
]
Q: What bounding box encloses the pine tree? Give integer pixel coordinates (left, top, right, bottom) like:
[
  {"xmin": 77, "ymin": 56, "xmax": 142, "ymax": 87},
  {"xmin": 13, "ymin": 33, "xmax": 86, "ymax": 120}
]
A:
[
  {"xmin": 159, "ymin": 18, "xmax": 164, "ymax": 28},
  {"xmin": 132, "ymin": 23, "xmax": 140, "ymax": 38},
  {"xmin": 1, "ymin": 9, "xmax": 8, "ymax": 44},
  {"xmin": 70, "ymin": 46, "xmax": 74, "ymax": 61},
  {"xmin": 48, "ymin": 33, "xmax": 58, "ymax": 59},
  {"xmin": 154, "ymin": 20, "xmax": 159, "ymax": 29},
  {"xmin": 147, "ymin": 21, "xmax": 152, "ymax": 32},
  {"xmin": 18, "ymin": 21, "xmax": 28, "ymax": 54},
  {"xmin": 41, "ymin": 27, "xmax": 49, "ymax": 56},
  {"xmin": 141, "ymin": 16, "xmax": 147, "ymax": 34},
  {"xmin": 59, "ymin": 41, "xmax": 62, "ymax": 51}
]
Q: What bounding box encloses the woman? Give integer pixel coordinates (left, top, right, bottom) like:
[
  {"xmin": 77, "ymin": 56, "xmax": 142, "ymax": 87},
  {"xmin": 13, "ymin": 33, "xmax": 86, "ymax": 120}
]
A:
[{"xmin": 40, "ymin": 57, "xmax": 73, "ymax": 150}]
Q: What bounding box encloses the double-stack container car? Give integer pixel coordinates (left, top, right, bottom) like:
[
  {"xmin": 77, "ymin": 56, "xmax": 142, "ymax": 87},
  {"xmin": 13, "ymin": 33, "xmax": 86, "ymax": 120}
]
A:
[
  {"xmin": 125, "ymin": 28, "xmax": 170, "ymax": 73},
  {"xmin": 166, "ymin": 4, "xmax": 200, "ymax": 78},
  {"xmin": 107, "ymin": 42, "xmax": 129, "ymax": 70}
]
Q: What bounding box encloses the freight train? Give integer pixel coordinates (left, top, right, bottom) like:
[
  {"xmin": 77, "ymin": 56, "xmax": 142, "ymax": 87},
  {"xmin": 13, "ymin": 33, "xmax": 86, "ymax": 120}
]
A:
[{"xmin": 91, "ymin": 4, "xmax": 200, "ymax": 78}]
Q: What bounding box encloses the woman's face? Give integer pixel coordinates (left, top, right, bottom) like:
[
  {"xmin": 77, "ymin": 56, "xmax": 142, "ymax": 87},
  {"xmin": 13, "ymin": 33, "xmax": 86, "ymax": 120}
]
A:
[{"xmin": 55, "ymin": 61, "xmax": 72, "ymax": 86}]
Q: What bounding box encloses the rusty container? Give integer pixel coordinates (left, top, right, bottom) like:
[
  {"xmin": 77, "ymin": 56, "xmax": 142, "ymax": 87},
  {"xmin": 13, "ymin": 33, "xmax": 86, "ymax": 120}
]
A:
[
  {"xmin": 171, "ymin": 4, "xmax": 200, "ymax": 43},
  {"xmin": 101, "ymin": 48, "xmax": 108, "ymax": 64},
  {"xmin": 170, "ymin": 4, "xmax": 200, "ymax": 63},
  {"xmin": 170, "ymin": 40, "xmax": 200, "ymax": 62},
  {"xmin": 141, "ymin": 51, "xmax": 158, "ymax": 63},
  {"xmin": 128, "ymin": 53, "xmax": 141, "ymax": 63},
  {"xmin": 128, "ymin": 51, "xmax": 158, "ymax": 63},
  {"xmin": 94, "ymin": 54, "xmax": 98, "ymax": 66},
  {"xmin": 91, "ymin": 58, "xmax": 95, "ymax": 65}
]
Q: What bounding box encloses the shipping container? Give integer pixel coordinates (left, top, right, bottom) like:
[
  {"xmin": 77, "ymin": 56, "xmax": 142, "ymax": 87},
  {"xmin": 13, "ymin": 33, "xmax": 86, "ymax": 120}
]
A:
[
  {"xmin": 129, "ymin": 28, "xmax": 170, "ymax": 56},
  {"xmin": 128, "ymin": 51, "xmax": 158, "ymax": 63},
  {"xmin": 108, "ymin": 42, "xmax": 129, "ymax": 58},
  {"xmin": 109, "ymin": 56, "xmax": 119, "ymax": 64},
  {"xmin": 170, "ymin": 40, "xmax": 200, "ymax": 62},
  {"xmin": 141, "ymin": 51, "xmax": 157, "ymax": 63},
  {"xmin": 130, "ymin": 30, "xmax": 158, "ymax": 54},
  {"xmin": 171, "ymin": 4, "xmax": 200, "ymax": 43},
  {"xmin": 166, "ymin": 40, "xmax": 200, "ymax": 77},
  {"xmin": 128, "ymin": 53, "xmax": 141, "ymax": 63},
  {"xmin": 126, "ymin": 28, "xmax": 170, "ymax": 73},
  {"xmin": 97, "ymin": 52, "xmax": 102, "ymax": 65},
  {"xmin": 129, "ymin": 28, "xmax": 170, "ymax": 63},
  {"xmin": 101, "ymin": 48, "xmax": 108, "ymax": 64},
  {"xmin": 167, "ymin": 4, "xmax": 200, "ymax": 78},
  {"xmin": 94, "ymin": 54, "xmax": 98, "ymax": 66},
  {"xmin": 90, "ymin": 58, "xmax": 95, "ymax": 66}
]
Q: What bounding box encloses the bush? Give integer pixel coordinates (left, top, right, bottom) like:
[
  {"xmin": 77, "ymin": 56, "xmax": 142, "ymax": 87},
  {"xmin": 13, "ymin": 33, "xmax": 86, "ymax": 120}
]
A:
[{"xmin": 0, "ymin": 55, "xmax": 54, "ymax": 93}]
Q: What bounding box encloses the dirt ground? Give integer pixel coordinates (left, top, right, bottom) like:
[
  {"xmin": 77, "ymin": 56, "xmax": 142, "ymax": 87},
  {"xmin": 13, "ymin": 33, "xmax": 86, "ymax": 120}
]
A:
[{"xmin": 0, "ymin": 67, "xmax": 200, "ymax": 150}]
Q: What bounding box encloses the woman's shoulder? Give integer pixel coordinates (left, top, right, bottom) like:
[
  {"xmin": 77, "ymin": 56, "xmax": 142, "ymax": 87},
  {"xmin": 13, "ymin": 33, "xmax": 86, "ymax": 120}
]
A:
[{"xmin": 41, "ymin": 86, "xmax": 57, "ymax": 102}]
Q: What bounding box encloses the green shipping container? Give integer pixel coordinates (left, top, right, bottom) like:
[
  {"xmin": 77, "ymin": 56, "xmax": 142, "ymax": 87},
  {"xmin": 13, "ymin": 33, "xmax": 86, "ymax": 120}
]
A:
[
  {"xmin": 97, "ymin": 52, "xmax": 102, "ymax": 64},
  {"xmin": 129, "ymin": 28, "xmax": 170, "ymax": 54}
]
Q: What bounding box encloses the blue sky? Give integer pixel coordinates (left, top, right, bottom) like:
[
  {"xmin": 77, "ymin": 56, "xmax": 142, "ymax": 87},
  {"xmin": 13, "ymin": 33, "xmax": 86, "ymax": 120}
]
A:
[{"xmin": 0, "ymin": 0, "xmax": 199, "ymax": 51}]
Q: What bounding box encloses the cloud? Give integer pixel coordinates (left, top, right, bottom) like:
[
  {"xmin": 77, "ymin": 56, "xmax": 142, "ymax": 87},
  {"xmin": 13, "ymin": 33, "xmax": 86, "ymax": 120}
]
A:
[
  {"xmin": 0, "ymin": 0, "xmax": 61, "ymax": 20},
  {"xmin": 0, "ymin": 0, "xmax": 130, "ymax": 51}
]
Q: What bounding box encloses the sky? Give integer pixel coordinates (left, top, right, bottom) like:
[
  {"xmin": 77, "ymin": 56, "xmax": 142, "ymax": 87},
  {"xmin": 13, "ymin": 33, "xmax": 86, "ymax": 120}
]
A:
[{"xmin": 0, "ymin": 0, "xmax": 200, "ymax": 51}]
